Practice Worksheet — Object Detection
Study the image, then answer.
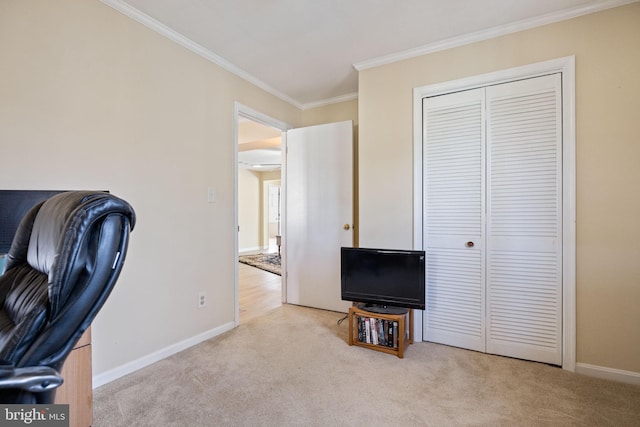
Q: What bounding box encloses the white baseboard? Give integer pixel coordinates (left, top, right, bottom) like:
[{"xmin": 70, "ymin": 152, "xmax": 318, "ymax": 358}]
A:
[
  {"xmin": 92, "ymin": 321, "xmax": 235, "ymax": 388},
  {"xmin": 238, "ymin": 246, "xmax": 261, "ymax": 254},
  {"xmin": 575, "ymin": 362, "xmax": 640, "ymax": 386}
]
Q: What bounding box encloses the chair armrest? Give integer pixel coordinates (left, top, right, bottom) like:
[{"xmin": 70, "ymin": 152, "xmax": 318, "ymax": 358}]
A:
[{"xmin": 0, "ymin": 364, "xmax": 63, "ymax": 393}]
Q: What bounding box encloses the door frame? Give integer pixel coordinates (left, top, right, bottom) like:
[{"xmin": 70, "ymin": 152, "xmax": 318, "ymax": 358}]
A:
[
  {"xmin": 263, "ymin": 179, "xmax": 281, "ymax": 252},
  {"xmin": 412, "ymin": 56, "xmax": 576, "ymax": 370},
  {"xmin": 233, "ymin": 102, "xmax": 290, "ymax": 326}
]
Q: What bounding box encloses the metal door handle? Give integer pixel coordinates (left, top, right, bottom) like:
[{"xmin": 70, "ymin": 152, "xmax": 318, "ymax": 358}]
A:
[
  {"xmin": 343, "ymin": 224, "xmax": 351, "ymax": 231},
  {"xmin": 466, "ymin": 241, "xmax": 474, "ymax": 248}
]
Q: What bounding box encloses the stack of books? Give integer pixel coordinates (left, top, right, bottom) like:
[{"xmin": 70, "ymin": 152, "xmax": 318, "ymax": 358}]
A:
[{"xmin": 356, "ymin": 316, "xmax": 399, "ymax": 348}]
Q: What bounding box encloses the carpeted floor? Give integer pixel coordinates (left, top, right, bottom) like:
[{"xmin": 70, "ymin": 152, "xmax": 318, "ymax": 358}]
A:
[
  {"xmin": 93, "ymin": 304, "xmax": 640, "ymax": 426},
  {"xmin": 238, "ymin": 253, "xmax": 281, "ymax": 276}
]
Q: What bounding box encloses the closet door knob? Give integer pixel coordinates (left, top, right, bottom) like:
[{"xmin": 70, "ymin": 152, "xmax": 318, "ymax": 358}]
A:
[{"xmin": 466, "ymin": 241, "xmax": 474, "ymax": 248}]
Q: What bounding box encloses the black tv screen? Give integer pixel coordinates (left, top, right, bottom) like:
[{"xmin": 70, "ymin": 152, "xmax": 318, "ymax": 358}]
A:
[{"xmin": 341, "ymin": 247, "xmax": 426, "ymax": 312}]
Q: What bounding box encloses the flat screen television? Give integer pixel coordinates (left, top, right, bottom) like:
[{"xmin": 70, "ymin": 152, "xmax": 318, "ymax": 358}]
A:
[{"xmin": 341, "ymin": 247, "xmax": 426, "ymax": 314}]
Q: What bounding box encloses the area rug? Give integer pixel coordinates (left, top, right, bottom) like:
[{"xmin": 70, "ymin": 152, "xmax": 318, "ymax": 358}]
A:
[{"xmin": 239, "ymin": 253, "xmax": 281, "ymax": 276}]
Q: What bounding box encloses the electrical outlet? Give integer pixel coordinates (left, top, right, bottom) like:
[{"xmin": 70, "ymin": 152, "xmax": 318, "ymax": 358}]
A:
[{"xmin": 198, "ymin": 292, "xmax": 206, "ymax": 309}]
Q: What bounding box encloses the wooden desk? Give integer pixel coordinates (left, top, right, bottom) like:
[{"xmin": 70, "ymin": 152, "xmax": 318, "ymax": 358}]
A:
[{"xmin": 55, "ymin": 328, "xmax": 92, "ymax": 427}]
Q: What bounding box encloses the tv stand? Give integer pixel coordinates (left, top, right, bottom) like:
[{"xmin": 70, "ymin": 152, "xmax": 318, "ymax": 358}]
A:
[
  {"xmin": 348, "ymin": 305, "xmax": 413, "ymax": 358},
  {"xmin": 357, "ymin": 303, "xmax": 408, "ymax": 315}
]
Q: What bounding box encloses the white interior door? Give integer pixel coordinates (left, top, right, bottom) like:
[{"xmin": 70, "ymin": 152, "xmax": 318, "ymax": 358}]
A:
[{"xmin": 285, "ymin": 120, "xmax": 353, "ymax": 313}]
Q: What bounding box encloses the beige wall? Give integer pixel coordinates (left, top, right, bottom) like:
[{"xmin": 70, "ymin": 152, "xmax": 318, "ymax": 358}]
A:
[
  {"xmin": 238, "ymin": 169, "xmax": 282, "ymax": 252},
  {"xmin": 302, "ymin": 99, "xmax": 359, "ymax": 127},
  {"xmin": 0, "ymin": 0, "xmax": 303, "ymax": 376},
  {"xmin": 358, "ymin": 3, "xmax": 640, "ymax": 373}
]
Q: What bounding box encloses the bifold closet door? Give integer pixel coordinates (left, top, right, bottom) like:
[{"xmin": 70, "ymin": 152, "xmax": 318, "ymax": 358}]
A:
[
  {"xmin": 422, "ymin": 88, "xmax": 486, "ymax": 352},
  {"xmin": 423, "ymin": 74, "xmax": 563, "ymax": 365},
  {"xmin": 485, "ymin": 75, "xmax": 562, "ymax": 365}
]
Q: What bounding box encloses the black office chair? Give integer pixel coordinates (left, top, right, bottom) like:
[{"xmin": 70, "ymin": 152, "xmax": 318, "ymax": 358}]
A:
[{"xmin": 0, "ymin": 191, "xmax": 135, "ymax": 403}]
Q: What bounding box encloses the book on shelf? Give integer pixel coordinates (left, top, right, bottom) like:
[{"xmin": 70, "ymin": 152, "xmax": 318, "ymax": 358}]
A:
[
  {"xmin": 393, "ymin": 321, "xmax": 398, "ymax": 348},
  {"xmin": 355, "ymin": 315, "xmax": 404, "ymax": 349},
  {"xmin": 382, "ymin": 320, "xmax": 388, "ymax": 347},
  {"xmin": 364, "ymin": 318, "xmax": 371, "ymax": 344},
  {"xmin": 370, "ymin": 318, "xmax": 378, "ymax": 345},
  {"xmin": 378, "ymin": 319, "xmax": 386, "ymax": 346}
]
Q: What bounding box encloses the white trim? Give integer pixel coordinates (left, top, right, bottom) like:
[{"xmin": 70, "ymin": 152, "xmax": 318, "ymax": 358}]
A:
[
  {"xmin": 355, "ymin": 0, "xmax": 637, "ymax": 71},
  {"xmin": 280, "ymin": 132, "xmax": 288, "ymax": 306},
  {"xmin": 233, "ymin": 103, "xmax": 291, "ymax": 326},
  {"xmin": 412, "ymin": 96, "xmax": 424, "ymax": 340},
  {"xmin": 413, "ymin": 56, "xmax": 576, "ymax": 370},
  {"xmin": 234, "ymin": 103, "xmax": 290, "ymax": 132},
  {"xmin": 99, "ymin": 0, "xmax": 633, "ymax": 111},
  {"xmin": 92, "ymin": 321, "xmax": 234, "ymax": 388},
  {"xmin": 576, "ymin": 363, "xmax": 640, "ymax": 386},
  {"xmin": 561, "ymin": 58, "xmax": 577, "ymax": 373},
  {"xmin": 100, "ymin": 0, "xmax": 303, "ymax": 110},
  {"xmin": 413, "ymin": 56, "xmax": 575, "ymax": 97},
  {"xmin": 301, "ymin": 93, "xmax": 359, "ymax": 110}
]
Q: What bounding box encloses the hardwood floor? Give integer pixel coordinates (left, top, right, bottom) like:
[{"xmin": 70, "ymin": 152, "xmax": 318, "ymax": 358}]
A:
[{"xmin": 239, "ymin": 262, "xmax": 282, "ymax": 324}]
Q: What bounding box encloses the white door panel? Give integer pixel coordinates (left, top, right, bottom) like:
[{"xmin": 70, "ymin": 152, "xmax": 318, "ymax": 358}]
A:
[
  {"xmin": 423, "ymin": 88, "xmax": 486, "ymax": 352},
  {"xmin": 486, "ymin": 74, "xmax": 562, "ymax": 365},
  {"xmin": 285, "ymin": 120, "xmax": 353, "ymax": 313}
]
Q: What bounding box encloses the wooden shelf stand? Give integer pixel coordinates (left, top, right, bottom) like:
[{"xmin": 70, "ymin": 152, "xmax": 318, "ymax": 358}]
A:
[{"xmin": 348, "ymin": 305, "xmax": 413, "ymax": 358}]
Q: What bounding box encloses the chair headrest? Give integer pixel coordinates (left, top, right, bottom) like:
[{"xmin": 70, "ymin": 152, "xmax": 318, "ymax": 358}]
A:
[
  {"xmin": 27, "ymin": 192, "xmax": 136, "ymax": 275},
  {"xmin": 20, "ymin": 191, "xmax": 135, "ymax": 317}
]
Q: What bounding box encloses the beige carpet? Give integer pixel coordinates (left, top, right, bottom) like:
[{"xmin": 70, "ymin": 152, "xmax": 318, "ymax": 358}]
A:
[{"xmin": 93, "ymin": 305, "xmax": 640, "ymax": 426}]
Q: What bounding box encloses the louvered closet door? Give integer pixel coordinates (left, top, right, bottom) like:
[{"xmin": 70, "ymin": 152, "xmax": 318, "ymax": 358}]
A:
[
  {"xmin": 485, "ymin": 74, "xmax": 562, "ymax": 365},
  {"xmin": 423, "ymin": 88, "xmax": 486, "ymax": 352},
  {"xmin": 422, "ymin": 74, "xmax": 563, "ymax": 366}
]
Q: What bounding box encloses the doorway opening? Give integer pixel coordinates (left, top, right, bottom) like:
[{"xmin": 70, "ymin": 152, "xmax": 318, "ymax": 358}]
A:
[{"xmin": 234, "ymin": 103, "xmax": 289, "ymax": 325}]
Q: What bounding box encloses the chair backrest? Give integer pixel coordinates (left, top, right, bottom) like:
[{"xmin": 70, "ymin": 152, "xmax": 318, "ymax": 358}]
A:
[{"xmin": 0, "ymin": 191, "xmax": 135, "ymax": 371}]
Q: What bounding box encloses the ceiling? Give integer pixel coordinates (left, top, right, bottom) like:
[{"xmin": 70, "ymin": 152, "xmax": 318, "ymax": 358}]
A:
[
  {"xmin": 237, "ymin": 148, "xmax": 282, "ymax": 172},
  {"xmin": 104, "ymin": 0, "xmax": 633, "ymax": 108},
  {"xmin": 237, "ymin": 117, "xmax": 282, "ymax": 172}
]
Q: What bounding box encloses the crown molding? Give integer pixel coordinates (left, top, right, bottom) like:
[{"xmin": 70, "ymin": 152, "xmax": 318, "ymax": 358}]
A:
[
  {"xmin": 301, "ymin": 92, "xmax": 359, "ymax": 110},
  {"xmin": 354, "ymin": 0, "xmax": 639, "ymax": 71},
  {"xmin": 101, "ymin": 0, "xmax": 636, "ymax": 109},
  {"xmin": 100, "ymin": 0, "xmax": 304, "ymax": 109}
]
